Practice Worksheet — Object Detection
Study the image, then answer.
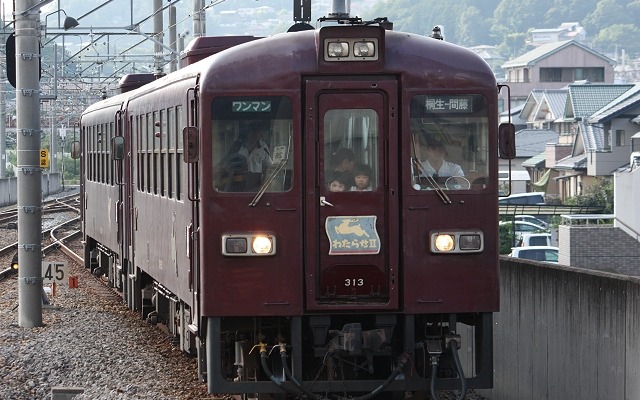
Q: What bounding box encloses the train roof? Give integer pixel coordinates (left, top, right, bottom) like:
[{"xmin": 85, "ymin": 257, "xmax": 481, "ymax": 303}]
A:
[
  {"xmin": 82, "ymin": 26, "xmax": 496, "ymax": 118},
  {"xmin": 196, "ymin": 26, "xmax": 497, "ymax": 93}
]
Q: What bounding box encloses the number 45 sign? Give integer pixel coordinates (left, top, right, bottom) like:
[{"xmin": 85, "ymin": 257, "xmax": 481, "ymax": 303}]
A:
[{"xmin": 42, "ymin": 261, "xmax": 68, "ymax": 284}]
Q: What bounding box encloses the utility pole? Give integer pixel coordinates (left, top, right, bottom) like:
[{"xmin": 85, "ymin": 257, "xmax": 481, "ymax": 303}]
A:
[
  {"xmin": 0, "ymin": 10, "xmax": 6, "ymax": 179},
  {"xmin": 169, "ymin": 5, "xmax": 177, "ymax": 73},
  {"xmin": 153, "ymin": 0, "xmax": 164, "ymax": 76},
  {"xmin": 0, "ymin": 65, "xmax": 5, "ymax": 179},
  {"xmin": 16, "ymin": 0, "xmax": 43, "ymax": 327},
  {"xmin": 193, "ymin": 0, "xmax": 205, "ymax": 38}
]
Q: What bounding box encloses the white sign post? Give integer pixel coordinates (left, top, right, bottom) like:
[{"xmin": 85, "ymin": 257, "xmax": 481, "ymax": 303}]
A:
[{"xmin": 42, "ymin": 261, "xmax": 68, "ymax": 284}]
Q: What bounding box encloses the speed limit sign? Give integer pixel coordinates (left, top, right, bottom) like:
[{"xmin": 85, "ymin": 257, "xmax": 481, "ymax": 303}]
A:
[{"xmin": 42, "ymin": 262, "xmax": 68, "ymax": 284}]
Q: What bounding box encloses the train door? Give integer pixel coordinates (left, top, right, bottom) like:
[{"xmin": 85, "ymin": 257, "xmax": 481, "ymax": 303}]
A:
[{"xmin": 304, "ymin": 79, "xmax": 399, "ymax": 310}]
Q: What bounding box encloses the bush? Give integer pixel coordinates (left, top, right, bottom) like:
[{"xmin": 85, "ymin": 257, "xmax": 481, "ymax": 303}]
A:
[{"xmin": 565, "ymin": 178, "xmax": 613, "ymax": 214}]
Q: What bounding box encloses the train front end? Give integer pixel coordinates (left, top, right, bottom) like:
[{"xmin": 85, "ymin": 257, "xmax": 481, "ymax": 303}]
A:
[{"xmin": 191, "ymin": 21, "xmax": 504, "ymax": 399}]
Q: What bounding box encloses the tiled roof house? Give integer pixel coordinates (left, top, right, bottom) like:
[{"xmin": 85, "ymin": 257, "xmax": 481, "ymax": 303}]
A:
[
  {"xmin": 500, "ymin": 40, "xmax": 615, "ymax": 111},
  {"xmin": 553, "ymin": 84, "xmax": 635, "ymax": 200},
  {"xmin": 516, "ymin": 83, "xmax": 640, "ymax": 202}
]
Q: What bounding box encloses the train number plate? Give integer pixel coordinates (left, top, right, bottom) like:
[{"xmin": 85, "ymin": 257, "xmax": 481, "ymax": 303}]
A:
[{"xmin": 320, "ymin": 264, "xmax": 387, "ymax": 297}]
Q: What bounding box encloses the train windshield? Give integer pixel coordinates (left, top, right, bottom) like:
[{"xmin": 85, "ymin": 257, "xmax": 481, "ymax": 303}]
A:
[
  {"xmin": 211, "ymin": 96, "xmax": 293, "ymax": 193},
  {"xmin": 409, "ymin": 94, "xmax": 489, "ymax": 191}
]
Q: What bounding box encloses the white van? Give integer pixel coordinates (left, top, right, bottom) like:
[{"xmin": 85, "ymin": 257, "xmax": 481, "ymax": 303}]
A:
[{"xmin": 516, "ymin": 233, "xmax": 552, "ymax": 247}]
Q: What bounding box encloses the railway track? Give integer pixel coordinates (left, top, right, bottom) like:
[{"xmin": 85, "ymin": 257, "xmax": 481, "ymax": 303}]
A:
[
  {"xmin": 0, "ymin": 198, "xmax": 214, "ymax": 399},
  {"xmin": 0, "ymin": 193, "xmax": 81, "ymax": 281},
  {"xmin": 0, "ymin": 190, "xmax": 129, "ymax": 309}
]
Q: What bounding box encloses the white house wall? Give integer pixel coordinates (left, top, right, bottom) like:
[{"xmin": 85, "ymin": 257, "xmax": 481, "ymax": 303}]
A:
[
  {"xmin": 614, "ymin": 167, "xmax": 640, "ymax": 238},
  {"xmin": 589, "ymin": 118, "xmax": 638, "ymax": 176}
]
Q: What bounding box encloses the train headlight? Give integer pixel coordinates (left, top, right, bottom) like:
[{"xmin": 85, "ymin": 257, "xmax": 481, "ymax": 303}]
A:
[
  {"xmin": 430, "ymin": 231, "xmax": 484, "ymax": 254},
  {"xmin": 252, "ymin": 236, "xmax": 273, "ymax": 254},
  {"xmin": 434, "ymin": 234, "xmax": 455, "ymax": 252},
  {"xmin": 327, "ymin": 42, "xmax": 349, "ymax": 58},
  {"xmin": 324, "ymin": 38, "xmax": 379, "ymax": 61},
  {"xmin": 222, "ymin": 234, "xmax": 276, "ymax": 256},
  {"xmin": 353, "ymin": 41, "xmax": 376, "ymax": 57}
]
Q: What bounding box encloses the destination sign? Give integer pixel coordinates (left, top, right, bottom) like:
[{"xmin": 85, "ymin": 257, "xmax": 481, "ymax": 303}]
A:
[
  {"xmin": 423, "ymin": 95, "xmax": 474, "ymax": 113},
  {"xmin": 232, "ymin": 101, "xmax": 272, "ymax": 112}
]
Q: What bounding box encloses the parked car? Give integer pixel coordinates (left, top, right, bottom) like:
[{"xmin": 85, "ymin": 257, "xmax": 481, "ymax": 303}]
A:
[
  {"xmin": 499, "ymin": 220, "xmax": 548, "ymax": 236},
  {"xmin": 514, "ymin": 215, "xmax": 549, "ymax": 228},
  {"xmin": 516, "ymin": 233, "xmax": 552, "ymax": 247},
  {"xmin": 499, "ymin": 192, "xmax": 545, "ymax": 205},
  {"xmin": 509, "ymin": 246, "xmax": 559, "ymax": 263}
]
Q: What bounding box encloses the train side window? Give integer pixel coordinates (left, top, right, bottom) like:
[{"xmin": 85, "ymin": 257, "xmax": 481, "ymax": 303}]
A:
[
  {"xmin": 101, "ymin": 123, "xmax": 107, "ymax": 184},
  {"xmin": 167, "ymin": 107, "xmax": 175, "ymax": 199},
  {"xmin": 146, "ymin": 113, "xmax": 153, "ymax": 194},
  {"xmin": 109, "ymin": 121, "xmax": 114, "ymax": 185},
  {"xmin": 160, "ymin": 109, "xmax": 168, "ymax": 197},
  {"xmin": 90, "ymin": 125, "xmax": 95, "ymax": 182},
  {"xmin": 137, "ymin": 115, "xmax": 144, "ymax": 192},
  {"xmin": 133, "ymin": 116, "xmax": 139, "ymax": 191},
  {"xmin": 211, "ymin": 96, "xmax": 293, "ymax": 193},
  {"xmin": 176, "ymin": 105, "xmax": 183, "ymax": 200},
  {"xmin": 86, "ymin": 126, "xmax": 91, "ymax": 182},
  {"xmin": 153, "ymin": 111, "xmax": 161, "ymax": 196},
  {"xmin": 409, "ymin": 94, "xmax": 489, "ymax": 191}
]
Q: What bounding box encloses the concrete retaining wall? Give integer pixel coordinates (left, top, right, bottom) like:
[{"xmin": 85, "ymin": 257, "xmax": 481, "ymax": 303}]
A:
[
  {"xmin": 480, "ymin": 258, "xmax": 640, "ymax": 400},
  {"xmin": 0, "ymin": 173, "xmax": 62, "ymax": 207}
]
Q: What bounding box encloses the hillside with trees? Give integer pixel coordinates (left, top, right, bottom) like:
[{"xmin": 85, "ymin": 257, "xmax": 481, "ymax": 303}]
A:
[
  {"xmin": 362, "ymin": 0, "xmax": 640, "ymax": 59},
  {"xmin": 33, "ymin": 0, "xmax": 640, "ymax": 62}
]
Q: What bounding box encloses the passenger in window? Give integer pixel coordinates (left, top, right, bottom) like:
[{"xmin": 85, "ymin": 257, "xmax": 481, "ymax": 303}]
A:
[
  {"xmin": 328, "ymin": 148, "xmax": 356, "ymax": 184},
  {"xmin": 417, "ymin": 135, "xmax": 464, "ymax": 179},
  {"xmin": 327, "ymin": 171, "xmax": 349, "ymax": 192},
  {"xmin": 350, "ymin": 164, "xmax": 373, "ymax": 191}
]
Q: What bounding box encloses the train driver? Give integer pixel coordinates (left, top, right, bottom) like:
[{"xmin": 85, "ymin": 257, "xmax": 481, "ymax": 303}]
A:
[
  {"xmin": 415, "ymin": 135, "xmax": 464, "ymax": 179},
  {"xmin": 228, "ymin": 121, "xmax": 273, "ymax": 175}
]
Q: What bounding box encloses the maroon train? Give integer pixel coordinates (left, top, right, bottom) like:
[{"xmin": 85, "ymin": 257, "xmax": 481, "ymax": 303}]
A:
[{"xmin": 78, "ymin": 15, "xmax": 514, "ymax": 400}]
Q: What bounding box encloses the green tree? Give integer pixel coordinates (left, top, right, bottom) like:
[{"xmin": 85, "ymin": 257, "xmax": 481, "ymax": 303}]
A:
[
  {"xmin": 499, "ymin": 222, "xmax": 515, "ymax": 254},
  {"xmin": 583, "ymin": 0, "xmax": 630, "ymax": 33},
  {"xmin": 457, "ymin": 7, "xmax": 483, "ymax": 46},
  {"xmin": 492, "ymin": 0, "xmax": 554, "ymax": 43},
  {"xmin": 543, "ymin": 0, "xmax": 598, "ymax": 27},
  {"xmin": 593, "ymin": 24, "xmax": 640, "ymax": 56},
  {"xmin": 565, "ymin": 178, "xmax": 614, "ymax": 214},
  {"xmin": 363, "ymin": 0, "xmax": 499, "ymax": 44}
]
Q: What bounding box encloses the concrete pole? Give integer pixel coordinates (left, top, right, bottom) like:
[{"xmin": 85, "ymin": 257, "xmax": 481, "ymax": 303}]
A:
[
  {"xmin": 169, "ymin": 6, "xmax": 177, "ymax": 73},
  {"xmin": 0, "ymin": 6, "xmax": 5, "ymax": 179},
  {"xmin": 16, "ymin": 0, "xmax": 43, "ymax": 327},
  {"xmin": 50, "ymin": 43, "xmax": 59, "ymax": 173},
  {"xmin": 50, "ymin": 108, "xmax": 57, "ymax": 173},
  {"xmin": 0, "ymin": 68, "xmax": 5, "ymax": 179},
  {"xmin": 153, "ymin": 0, "xmax": 164, "ymax": 76},
  {"xmin": 193, "ymin": 0, "xmax": 205, "ymax": 38}
]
